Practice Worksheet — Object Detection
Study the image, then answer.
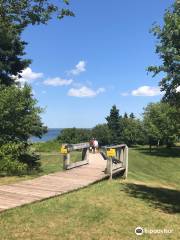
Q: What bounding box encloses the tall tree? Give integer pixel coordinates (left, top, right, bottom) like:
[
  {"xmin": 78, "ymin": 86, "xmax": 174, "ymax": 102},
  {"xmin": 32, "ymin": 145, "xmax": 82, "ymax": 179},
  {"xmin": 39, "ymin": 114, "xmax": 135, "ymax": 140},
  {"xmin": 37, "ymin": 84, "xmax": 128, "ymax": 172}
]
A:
[
  {"xmin": 148, "ymin": 0, "xmax": 180, "ymax": 106},
  {"xmin": 0, "ymin": 0, "xmax": 74, "ymax": 86},
  {"xmin": 129, "ymin": 113, "xmax": 135, "ymax": 119},
  {"xmin": 0, "ymin": 22, "xmax": 30, "ymax": 86},
  {"xmin": 143, "ymin": 102, "xmax": 179, "ymax": 149},
  {"xmin": 0, "ymin": 85, "xmax": 46, "ymax": 144},
  {"xmin": 92, "ymin": 124, "xmax": 111, "ymax": 146},
  {"xmin": 0, "ymin": 0, "xmax": 74, "ymax": 174},
  {"xmin": 106, "ymin": 105, "xmax": 122, "ymax": 144},
  {"xmin": 0, "ymin": 0, "xmax": 74, "ymax": 28},
  {"xmin": 124, "ymin": 112, "xmax": 128, "ymax": 118},
  {"xmin": 120, "ymin": 116, "xmax": 145, "ymax": 146}
]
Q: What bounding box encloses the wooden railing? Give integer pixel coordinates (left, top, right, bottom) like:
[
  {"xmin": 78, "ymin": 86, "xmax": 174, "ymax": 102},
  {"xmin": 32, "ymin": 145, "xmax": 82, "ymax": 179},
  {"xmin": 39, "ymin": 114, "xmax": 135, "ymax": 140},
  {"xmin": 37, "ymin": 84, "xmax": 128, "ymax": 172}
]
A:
[
  {"xmin": 101, "ymin": 144, "xmax": 128, "ymax": 179},
  {"xmin": 60, "ymin": 142, "xmax": 90, "ymax": 170}
]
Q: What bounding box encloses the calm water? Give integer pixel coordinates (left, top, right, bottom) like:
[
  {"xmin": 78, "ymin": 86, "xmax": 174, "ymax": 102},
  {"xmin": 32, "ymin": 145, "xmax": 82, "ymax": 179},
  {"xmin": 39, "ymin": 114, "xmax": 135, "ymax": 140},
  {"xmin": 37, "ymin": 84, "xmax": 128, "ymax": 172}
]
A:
[{"xmin": 30, "ymin": 128, "xmax": 61, "ymax": 143}]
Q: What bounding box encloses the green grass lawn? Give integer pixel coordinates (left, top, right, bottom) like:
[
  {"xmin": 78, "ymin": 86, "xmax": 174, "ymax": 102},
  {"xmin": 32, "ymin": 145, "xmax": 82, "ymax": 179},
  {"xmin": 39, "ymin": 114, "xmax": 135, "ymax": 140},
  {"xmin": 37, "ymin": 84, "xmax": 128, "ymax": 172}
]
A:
[{"xmin": 0, "ymin": 146, "xmax": 180, "ymax": 239}]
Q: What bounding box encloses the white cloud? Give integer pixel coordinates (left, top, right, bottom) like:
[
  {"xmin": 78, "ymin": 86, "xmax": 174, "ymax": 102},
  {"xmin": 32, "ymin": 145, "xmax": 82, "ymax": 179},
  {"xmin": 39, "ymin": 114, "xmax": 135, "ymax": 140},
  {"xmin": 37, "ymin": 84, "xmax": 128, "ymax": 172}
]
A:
[
  {"xmin": 131, "ymin": 86, "xmax": 161, "ymax": 96},
  {"xmin": 14, "ymin": 67, "xmax": 43, "ymax": 85},
  {"xmin": 68, "ymin": 86, "xmax": 105, "ymax": 98},
  {"xmin": 43, "ymin": 77, "xmax": 73, "ymax": 86},
  {"xmin": 69, "ymin": 61, "xmax": 86, "ymax": 75}
]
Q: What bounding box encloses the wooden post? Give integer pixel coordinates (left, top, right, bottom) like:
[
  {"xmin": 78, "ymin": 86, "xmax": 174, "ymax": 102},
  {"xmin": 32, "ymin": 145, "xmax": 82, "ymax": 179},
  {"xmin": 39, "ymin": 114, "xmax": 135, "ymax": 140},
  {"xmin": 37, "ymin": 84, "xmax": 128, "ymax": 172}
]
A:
[
  {"xmin": 85, "ymin": 148, "xmax": 89, "ymax": 163},
  {"xmin": 120, "ymin": 148, "xmax": 124, "ymax": 166},
  {"xmin": 106, "ymin": 157, "xmax": 112, "ymax": 179},
  {"xmin": 109, "ymin": 157, "xmax": 112, "ymax": 180},
  {"xmin": 124, "ymin": 146, "xmax": 128, "ymax": 179},
  {"xmin": 117, "ymin": 148, "xmax": 120, "ymax": 161},
  {"xmin": 82, "ymin": 148, "xmax": 86, "ymax": 161},
  {"xmin": 82, "ymin": 148, "xmax": 89, "ymax": 162},
  {"xmin": 63, "ymin": 153, "xmax": 70, "ymax": 170}
]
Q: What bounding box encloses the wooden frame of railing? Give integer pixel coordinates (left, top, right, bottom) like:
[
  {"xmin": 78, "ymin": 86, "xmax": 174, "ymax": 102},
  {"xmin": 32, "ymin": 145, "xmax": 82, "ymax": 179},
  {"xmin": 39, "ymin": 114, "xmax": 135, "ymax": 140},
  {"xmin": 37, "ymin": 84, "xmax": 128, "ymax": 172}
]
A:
[
  {"xmin": 61, "ymin": 143, "xmax": 90, "ymax": 170},
  {"xmin": 102, "ymin": 144, "xmax": 128, "ymax": 179}
]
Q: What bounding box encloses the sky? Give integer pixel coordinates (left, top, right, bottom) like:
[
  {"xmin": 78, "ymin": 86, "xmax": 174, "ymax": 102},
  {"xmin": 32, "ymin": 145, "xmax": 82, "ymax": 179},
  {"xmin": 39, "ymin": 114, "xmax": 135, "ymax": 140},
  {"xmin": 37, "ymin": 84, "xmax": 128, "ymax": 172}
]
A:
[{"xmin": 20, "ymin": 0, "xmax": 174, "ymax": 128}]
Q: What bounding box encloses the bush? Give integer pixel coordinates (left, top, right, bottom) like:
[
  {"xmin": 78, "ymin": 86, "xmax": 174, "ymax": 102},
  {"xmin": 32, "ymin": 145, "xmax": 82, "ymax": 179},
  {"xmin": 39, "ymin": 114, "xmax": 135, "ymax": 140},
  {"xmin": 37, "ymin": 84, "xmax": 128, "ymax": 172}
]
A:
[
  {"xmin": 57, "ymin": 128, "xmax": 92, "ymax": 144},
  {"xmin": 0, "ymin": 142, "xmax": 40, "ymax": 175}
]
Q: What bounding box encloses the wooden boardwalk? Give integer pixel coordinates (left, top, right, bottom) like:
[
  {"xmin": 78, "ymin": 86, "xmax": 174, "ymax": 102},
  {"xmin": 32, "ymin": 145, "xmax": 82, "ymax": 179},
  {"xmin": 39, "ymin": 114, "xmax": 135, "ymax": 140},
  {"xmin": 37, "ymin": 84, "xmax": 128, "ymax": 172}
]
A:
[{"xmin": 0, "ymin": 153, "xmax": 108, "ymax": 212}]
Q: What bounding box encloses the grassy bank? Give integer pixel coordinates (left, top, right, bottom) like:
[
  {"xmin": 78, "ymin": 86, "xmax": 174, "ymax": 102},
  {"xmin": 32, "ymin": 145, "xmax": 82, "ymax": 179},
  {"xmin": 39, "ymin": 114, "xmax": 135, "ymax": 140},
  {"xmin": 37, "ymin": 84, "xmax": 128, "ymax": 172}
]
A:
[{"xmin": 0, "ymin": 146, "xmax": 179, "ymax": 239}]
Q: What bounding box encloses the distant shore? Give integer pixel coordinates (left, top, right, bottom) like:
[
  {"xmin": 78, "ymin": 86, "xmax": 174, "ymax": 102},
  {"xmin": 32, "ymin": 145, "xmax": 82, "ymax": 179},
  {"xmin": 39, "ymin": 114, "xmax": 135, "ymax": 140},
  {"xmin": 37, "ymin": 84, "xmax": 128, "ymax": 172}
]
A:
[{"xmin": 30, "ymin": 128, "xmax": 61, "ymax": 143}]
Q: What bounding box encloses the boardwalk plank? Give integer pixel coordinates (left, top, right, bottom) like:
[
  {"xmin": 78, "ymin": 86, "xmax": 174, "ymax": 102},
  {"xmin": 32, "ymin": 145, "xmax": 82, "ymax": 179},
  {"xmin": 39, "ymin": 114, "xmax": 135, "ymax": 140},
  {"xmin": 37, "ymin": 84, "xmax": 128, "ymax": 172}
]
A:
[{"xmin": 0, "ymin": 153, "xmax": 113, "ymax": 212}]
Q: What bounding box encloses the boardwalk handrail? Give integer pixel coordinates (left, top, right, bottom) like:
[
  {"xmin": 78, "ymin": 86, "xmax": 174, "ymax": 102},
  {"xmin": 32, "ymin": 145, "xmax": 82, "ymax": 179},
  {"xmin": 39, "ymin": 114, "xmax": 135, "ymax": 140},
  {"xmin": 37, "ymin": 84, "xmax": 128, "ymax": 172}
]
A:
[
  {"xmin": 101, "ymin": 144, "xmax": 128, "ymax": 179},
  {"xmin": 61, "ymin": 142, "xmax": 90, "ymax": 170}
]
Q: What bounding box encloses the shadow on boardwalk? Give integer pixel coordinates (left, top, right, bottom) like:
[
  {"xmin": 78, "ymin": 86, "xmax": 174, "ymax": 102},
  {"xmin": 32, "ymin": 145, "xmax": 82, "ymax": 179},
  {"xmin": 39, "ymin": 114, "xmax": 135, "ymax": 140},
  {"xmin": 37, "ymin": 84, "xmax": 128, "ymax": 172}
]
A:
[{"xmin": 122, "ymin": 183, "xmax": 180, "ymax": 214}]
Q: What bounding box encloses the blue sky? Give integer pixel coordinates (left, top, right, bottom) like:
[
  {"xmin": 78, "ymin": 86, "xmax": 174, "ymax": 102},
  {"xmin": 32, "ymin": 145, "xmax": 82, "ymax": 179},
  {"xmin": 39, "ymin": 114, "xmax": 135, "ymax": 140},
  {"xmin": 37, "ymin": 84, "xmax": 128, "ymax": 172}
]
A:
[{"xmin": 20, "ymin": 0, "xmax": 173, "ymax": 128}]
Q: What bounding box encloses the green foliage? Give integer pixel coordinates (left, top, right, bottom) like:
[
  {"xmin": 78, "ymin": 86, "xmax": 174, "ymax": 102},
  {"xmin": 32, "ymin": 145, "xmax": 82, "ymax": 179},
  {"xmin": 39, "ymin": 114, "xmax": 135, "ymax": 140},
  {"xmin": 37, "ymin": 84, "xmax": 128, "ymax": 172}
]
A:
[
  {"xmin": 129, "ymin": 112, "xmax": 135, "ymax": 119},
  {"xmin": 106, "ymin": 106, "xmax": 145, "ymax": 146},
  {"xmin": 0, "ymin": 142, "xmax": 40, "ymax": 175},
  {"xmin": 143, "ymin": 102, "xmax": 179, "ymax": 147},
  {"xmin": 0, "ymin": 22, "xmax": 30, "ymax": 86},
  {"xmin": 57, "ymin": 128, "xmax": 92, "ymax": 144},
  {"xmin": 120, "ymin": 117, "xmax": 146, "ymax": 146},
  {"xmin": 106, "ymin": 105, "xmax": 122, "ymax": 144},
  {"xmin": 148, "ymin": 0, "xmax": 180, "ymax": 106},
  {"xmin": 92, "ymin": 124, "xmax": 111, "ymax": 146},
  {"xmin": 0, "ymin": 0, "xmax": 74, "ymax": 28},
  {"xmin": 0, "ymin": 0, "xmax": 74, "ymax": 174},
  {"xmin": 0, "ymin": 0, "xmax": 74, "ymax": 86},
  {"xmin": 0, "ymin": 85, "xmax": 47, "ymax": 144},
  {"xmin": 0, "ymin": 85, "xmax": 46, "ymax": 174}
]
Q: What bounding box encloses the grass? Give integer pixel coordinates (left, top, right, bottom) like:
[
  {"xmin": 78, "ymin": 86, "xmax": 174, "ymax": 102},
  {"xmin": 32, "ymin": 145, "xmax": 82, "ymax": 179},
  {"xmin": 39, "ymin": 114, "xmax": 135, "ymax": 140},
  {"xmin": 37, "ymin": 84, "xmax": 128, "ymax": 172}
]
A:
[
  {"xmin": 128, "ymin": 146, "xmax": 180, "ymax": 189},
  {"xmin": 0, "ymin": 146, "xmax": 180, "ymax": 239},
  {"xmin": 32, "ymin": 140, "xmax": 60, "ymax": 153}
]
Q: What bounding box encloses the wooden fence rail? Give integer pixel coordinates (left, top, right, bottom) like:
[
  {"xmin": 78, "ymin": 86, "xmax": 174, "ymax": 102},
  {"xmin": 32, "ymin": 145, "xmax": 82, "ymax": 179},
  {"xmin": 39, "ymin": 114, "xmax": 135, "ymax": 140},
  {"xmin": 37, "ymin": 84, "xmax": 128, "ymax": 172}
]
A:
[
  {"xmin": 101, "ymin": 144, "xmax": 128, "ymax": 179},
  {"xmin": 61, "ymin": 142, "xmax": 90, "ymax": 170}
]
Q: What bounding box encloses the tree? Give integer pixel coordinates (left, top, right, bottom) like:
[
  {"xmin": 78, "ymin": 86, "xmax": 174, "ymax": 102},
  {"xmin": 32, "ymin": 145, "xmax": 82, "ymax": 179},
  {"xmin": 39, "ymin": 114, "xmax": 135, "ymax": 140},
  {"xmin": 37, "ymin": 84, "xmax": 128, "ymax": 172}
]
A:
[
  {"xmin": 148, "ymin": 0, "xmax": 180, "ymax": 106},
  {"xmin": 0, "ymin": 0, "xmax": 74, "ymax": 28},
  {"xmin": 92, "ymin": 124, "xmax": 111, "ymax": 146},
  {"xmin": 0, "ymin": 85, "xmax": 46, "ymax": 174},
  {"xmin": 0, "ymin": 85, "xmax": 46, "ymax": 144},
  {"xmin": 120, "ymin": 117, "xmax": 145, "ymax": 146},
  {"xmin": 0, "ymin": 0, "xmax": 74, "ymax": 86},
  {"xmin": 143, "ymin": 102, "xmax": 179, "ymax": 149},
  {"xmin": 0, "ymin": 22, "xmax": 30, "ymax": 86},
  {"xmin": 124, "ymin": 112, "xmax": 128, "ymax": 118},
  {"xmin": 0, "ymin": 0, "xmax": 74, "ymax": 174},
  {"xmin": 106, "ymin": 105, "xmax": 122, "ymax": 144},
  {"xmin": 57, "ymin": 128, "xmax": 91, "ymax": 144},
  {"xmin": 129, "ymin": 113, "xmax": 135, "ymax": 119}
]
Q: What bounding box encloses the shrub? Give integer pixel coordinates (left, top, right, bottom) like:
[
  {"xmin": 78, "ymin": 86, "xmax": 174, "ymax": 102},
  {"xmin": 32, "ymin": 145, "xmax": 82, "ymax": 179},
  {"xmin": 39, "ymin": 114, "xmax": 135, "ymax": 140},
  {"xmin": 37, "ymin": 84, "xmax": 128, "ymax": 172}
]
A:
[
  {"xmin": 57, "ymin": 128, "xmax": 92, "ymax": 144},
  {"xmin": 0, "ymin": 142, "xmax": 40, "ymax": 175}
]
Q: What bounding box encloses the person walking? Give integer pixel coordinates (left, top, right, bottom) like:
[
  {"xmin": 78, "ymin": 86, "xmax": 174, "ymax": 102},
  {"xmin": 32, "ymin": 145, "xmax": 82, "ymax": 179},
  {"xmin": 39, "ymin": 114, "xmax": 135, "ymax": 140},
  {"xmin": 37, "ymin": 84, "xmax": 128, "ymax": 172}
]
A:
[{"xmin": 93, "ymin": 138, "xmax": 99, "ymax": 153}]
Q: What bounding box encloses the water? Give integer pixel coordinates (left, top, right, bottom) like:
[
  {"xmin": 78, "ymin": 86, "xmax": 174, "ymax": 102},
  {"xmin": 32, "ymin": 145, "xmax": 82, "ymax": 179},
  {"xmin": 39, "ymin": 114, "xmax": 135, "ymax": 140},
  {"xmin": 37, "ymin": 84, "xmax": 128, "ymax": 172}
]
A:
[{"xmin": 30, "ymin": 128, "xmax": 61, "ymax": 143}]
